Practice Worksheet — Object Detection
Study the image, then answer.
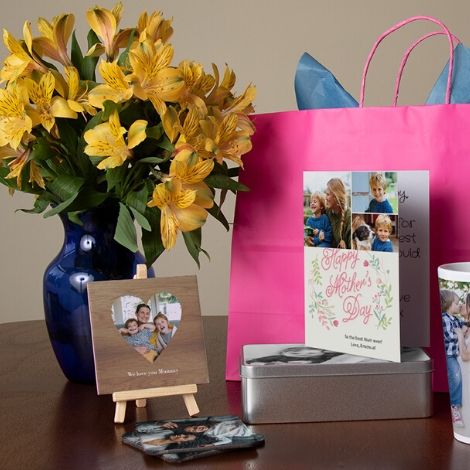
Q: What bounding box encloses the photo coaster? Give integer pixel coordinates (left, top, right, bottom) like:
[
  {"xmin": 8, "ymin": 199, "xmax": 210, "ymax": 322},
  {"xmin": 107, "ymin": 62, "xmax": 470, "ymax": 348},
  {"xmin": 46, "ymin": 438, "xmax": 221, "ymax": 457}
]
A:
[{"xmin": 122, "ymin": 416, "xmax": 264, "ymax": 463}]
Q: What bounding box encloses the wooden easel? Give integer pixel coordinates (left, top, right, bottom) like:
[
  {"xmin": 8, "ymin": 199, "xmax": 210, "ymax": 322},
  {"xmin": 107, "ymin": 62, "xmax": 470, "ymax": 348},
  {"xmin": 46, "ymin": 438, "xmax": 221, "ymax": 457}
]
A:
[{"xmin": 112, "ymin": 264, "xmax": 200, "ymax": 423}]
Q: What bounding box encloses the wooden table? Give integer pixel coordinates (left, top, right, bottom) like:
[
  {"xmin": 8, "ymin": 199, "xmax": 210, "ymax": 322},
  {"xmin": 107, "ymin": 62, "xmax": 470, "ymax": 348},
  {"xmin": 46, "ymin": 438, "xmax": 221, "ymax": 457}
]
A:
[{"xmin": 0, "ymin": 317, "xmax": 468, "ymax": 469}]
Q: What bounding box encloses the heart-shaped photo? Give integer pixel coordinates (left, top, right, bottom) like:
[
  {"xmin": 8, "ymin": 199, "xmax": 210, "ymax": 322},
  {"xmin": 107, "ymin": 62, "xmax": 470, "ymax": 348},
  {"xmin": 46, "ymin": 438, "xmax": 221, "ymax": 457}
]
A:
[{"xmin": 111, "ymin": 292, "xmax": 181, "ymax": 363}]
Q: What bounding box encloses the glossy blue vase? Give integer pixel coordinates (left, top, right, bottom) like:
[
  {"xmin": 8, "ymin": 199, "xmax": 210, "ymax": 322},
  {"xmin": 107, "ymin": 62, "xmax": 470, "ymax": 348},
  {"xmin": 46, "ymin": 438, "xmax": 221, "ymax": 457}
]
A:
[{"xmin": 43, "ymin": 202, "xmax": 154, "ymax": 384}]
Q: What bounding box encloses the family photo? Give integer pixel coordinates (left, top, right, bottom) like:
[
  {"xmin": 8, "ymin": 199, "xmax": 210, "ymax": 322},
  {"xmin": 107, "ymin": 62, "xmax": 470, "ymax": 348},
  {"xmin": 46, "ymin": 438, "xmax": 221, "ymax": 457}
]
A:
[
  {"xmin": 111, "ymin": 292, "xmax": 182, "ymax": 363},
  {"xmin": 439, "ymin": 284, "xmax": 470, "ymax": 438}
]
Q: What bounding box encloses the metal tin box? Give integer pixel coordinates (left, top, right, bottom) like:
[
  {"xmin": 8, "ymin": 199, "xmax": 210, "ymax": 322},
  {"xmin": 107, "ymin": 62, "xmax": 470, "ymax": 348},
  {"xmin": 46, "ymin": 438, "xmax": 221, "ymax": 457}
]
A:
[{"xmin": 241, "ymin": 344, "xmax": 432, "ymax": 424}]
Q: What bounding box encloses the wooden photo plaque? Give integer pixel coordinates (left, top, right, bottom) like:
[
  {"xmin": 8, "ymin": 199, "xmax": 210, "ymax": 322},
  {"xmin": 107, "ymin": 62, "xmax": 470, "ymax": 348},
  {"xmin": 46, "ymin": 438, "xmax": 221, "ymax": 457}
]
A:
[{"xmin": 87, "ymin": 276, "xmax": 209, "ymax": 395}]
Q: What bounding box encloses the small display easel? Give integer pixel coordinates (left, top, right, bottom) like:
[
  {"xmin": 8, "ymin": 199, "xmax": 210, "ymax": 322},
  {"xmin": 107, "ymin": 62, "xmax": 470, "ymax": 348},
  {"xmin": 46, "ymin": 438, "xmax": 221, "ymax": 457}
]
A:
[{"xmin": 112, "ymin": 264, "xmax": 200, "ymax": 423}]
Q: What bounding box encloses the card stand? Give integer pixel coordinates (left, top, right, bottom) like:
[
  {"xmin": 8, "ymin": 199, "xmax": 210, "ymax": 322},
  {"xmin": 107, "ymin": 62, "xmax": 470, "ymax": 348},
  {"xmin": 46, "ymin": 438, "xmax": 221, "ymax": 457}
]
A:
[{"xmin": 112, "ymin": 264, "xmax": 200, "ymax": 423}]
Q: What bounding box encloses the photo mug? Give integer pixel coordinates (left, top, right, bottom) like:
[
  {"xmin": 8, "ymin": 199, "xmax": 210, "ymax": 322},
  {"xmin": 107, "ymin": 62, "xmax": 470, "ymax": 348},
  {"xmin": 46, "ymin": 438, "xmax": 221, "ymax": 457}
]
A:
[{"xmin": 438, "ymin": 262, "xmax": 470, "ymax": 444}]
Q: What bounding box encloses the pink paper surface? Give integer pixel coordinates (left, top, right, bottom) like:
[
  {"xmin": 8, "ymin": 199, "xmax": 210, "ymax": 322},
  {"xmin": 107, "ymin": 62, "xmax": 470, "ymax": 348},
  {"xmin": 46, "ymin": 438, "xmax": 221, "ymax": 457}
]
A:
[{"xmin": 226, "ymin": 104, "xmax": 470, "ymax": 391}]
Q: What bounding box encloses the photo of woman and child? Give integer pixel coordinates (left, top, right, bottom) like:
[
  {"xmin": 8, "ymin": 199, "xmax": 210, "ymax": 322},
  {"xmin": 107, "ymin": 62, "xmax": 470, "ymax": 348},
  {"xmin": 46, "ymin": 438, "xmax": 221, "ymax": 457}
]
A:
[
  {"xmin": 440, "ymin": 288, "xmax": 470, "ymax": 438},
  {"xmin": 111, "ymin": 294, "xmax": 181, "ymax": 363},
  {"xmin": 304, "ymin": 173, "xmax": 352, "ymax": 250}
]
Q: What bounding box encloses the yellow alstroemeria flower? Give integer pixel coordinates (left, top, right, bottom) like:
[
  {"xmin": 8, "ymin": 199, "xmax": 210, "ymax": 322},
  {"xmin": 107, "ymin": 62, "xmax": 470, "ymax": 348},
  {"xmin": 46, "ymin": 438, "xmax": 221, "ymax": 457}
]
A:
[
  {"xmin": 147, "ymin": 180, "xmax": 209, "ymax": 250},
  {"xmin": 177, "ymin": 60, "xmax": 215, "ymax": 114},
  {"xmin": 26, "ymin": 71, "xmax": 77, "ymax": 132},
  {"xmin": 165, "ymin": 107, "xmax": 205, "ymax": 153},
  {"xmin": 88, "ymin": 61, "xmax": 133, "ymax": 109},
  {"xmin": 0, "ymin": 82, "xmax": 33, "ymax": 149},
  {"xmin": 128, "ymin": 39, "xmax": 185, "ymax": 116},
  {"xmin": 170, "ymin": 148, "xmax": 214, "ymax": 209},
  {"xmin": 137, "ymin": 11, "xmax": 173, "ymax": 44},
  {"xmin": 206, "ymin": 64, "xmax": 235, "ymax": 109},
  {"xmin": 86, "ymin": 2, "xmax": 132, "ymax": 60},
  {"xmin": 207, "ymin": 65, "xmax": 256, "ymax": 115},
  {"xmin": 0, "ymin": 144, "xmax": 44, "ymax": 189},
  {"xmin": 200, "ymin": 112, "xmax": 253, "ymax": 167},
  {"xmin": 84, "ymin": 110, "xmax": 147, "ymax": 169},
  {"xmin": 61, "ymin": 66, "xmax": 96, "ymax": 115},
  {"xmin": 0, "ymin": 23, "xmax": 47, "ymax": 83},
  {"xmin": 33, "ymin": 14, "xmax": 74, "ymax": 66}
]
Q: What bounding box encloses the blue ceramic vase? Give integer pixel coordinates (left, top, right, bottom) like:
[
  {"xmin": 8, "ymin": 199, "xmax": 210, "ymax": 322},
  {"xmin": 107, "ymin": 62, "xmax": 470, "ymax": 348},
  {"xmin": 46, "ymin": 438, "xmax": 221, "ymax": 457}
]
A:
[{"xmin": 43, "ymin": 202, "xmax": 154, "ymax": 383}]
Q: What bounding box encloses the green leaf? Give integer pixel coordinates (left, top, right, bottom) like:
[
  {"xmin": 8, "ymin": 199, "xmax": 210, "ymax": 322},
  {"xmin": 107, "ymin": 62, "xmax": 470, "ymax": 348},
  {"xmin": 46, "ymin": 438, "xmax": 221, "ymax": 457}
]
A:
[
  {"xmin": 83, "ymin": 30, "xmax": 100, "ymax": 81},
  {"xmin": 157, "ymin": 135, "xmax": 174, "ymax": 152},
  {"xmin": 30, "ymin": 138, "xmax": 53, "ymax": 161},
  {"xmin": 43, "ymin": 192, "xmax": 80, "ymax": 218},
  {"xmin": 46, "ymin": 156, "xmax": 73, "ymax": 176},
  {"xmin": 219, "ymin": 188, "xmax": 228, "ymax": 210},
  {"xmin": 136, "ymin": 156, "xmax": 166, "ymax": 164},
  {"xmin": 183, "ymin": 228, "xmax": 210, "ymax": 268},
  {"xmin": 48, "ymin": 175, "xmax": 85, "ymax": 201},
  {"xmin": 211, "ymin": 160, "xmax": 228, "ymax": 175},
  {"xmin": 71, "ymin": 30, "xmax": 100, "ymax": 81},
  {"xmin": 0, "ymin": 167, "xmax": 18, "ymax": 190},
  {"xmin": 117, "ymin": 28, "xmax": 136, "ymax": 67},
  {"xmin": 142, "ymin": 206, "xmax": 165, "ymax": 267},
  {"xmin": 102, "ymin": 100, "xmax": 121, "ymax": 121},
  {"xmin": 55, "ymin": 119, "xmax": 79, "ymax": 154},
  {"xmin": 83, "ymin": 110, "xmax": 104, "ymax": 133},
  {"xmin": 129, "ymin": 207, "xmax": 151, "ymax": 231},
  {"xmin": 125, "ymin": 186, "xmax": 149, "ymax": 214},
  {"xmin": 87, "ymin": 29, "xmax": 100, "ymax": 49},
  {"xmin": 119, "ymin": 100, "xmax": 147, "ymax": 126},
  {"xmin": 207, "ymin": 201, "xmax": 230, "ymax": 231},
  {"xmin": 16, "ymin": 195, "xmax": 51, "ymax": 214},
  {"xmin": 71, "ymin": 31, "xmax": 84, "ymax": 72},
  {"xmin": 66, "ymin": 189, "xmax": 108, "ymax": 212},
  {"xmin": 89, "ymin": 156, "xmax": 103, "ymax": 167},
  {"xmin": 106, "ymin": 165, "xmax": 127, "ymax": 192},
  {"xmin": 146, "ymin": 124, "xmax": 164, "ymax": 140},
  {"xmin": 114, "ymin": 202, "xmax": 138, "ymax": 252},
  {"xmin": 227, "ymin": 167, "xmax": 240, "ymax": 177},
  {"xmin": 204, "ymin": 174, "xmax": 249, "ymax": 192},
  {"xmin": 67, "ymin": 211, "xmax": 83, "ymax": 226}
]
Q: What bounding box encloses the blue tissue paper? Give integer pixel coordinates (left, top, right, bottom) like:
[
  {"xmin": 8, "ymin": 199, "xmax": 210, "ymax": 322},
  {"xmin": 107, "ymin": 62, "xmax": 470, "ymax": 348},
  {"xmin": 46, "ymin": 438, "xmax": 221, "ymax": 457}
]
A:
[
  {"xmin": 294, "ymin": 52, "xmax": 358, "ymax": 110},
  {"xmin": 426, "ymin": 43, "xmax": 470, "ymax": 104},
  {"xmin": 295, "ymin": 44, "xmax": 470, "ymax": 110}
]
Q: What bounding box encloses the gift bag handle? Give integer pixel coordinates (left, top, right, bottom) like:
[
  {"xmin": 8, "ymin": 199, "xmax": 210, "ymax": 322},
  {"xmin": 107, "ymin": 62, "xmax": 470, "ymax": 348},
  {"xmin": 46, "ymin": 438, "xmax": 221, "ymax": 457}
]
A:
[
  {"xmin": 359, "ymin": 16, "xmax": 455, "ymax": 107},
  {"xmin": 393, "ymin": 31, "xmax": 459, "ymax": 106}
]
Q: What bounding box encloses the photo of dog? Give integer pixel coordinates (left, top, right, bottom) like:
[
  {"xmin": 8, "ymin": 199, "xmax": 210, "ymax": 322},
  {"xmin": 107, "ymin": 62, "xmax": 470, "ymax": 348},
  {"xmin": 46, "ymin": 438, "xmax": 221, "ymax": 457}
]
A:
[{"xmin": 352, "ymin": 215, "xmax": 374, "ymax": 251}]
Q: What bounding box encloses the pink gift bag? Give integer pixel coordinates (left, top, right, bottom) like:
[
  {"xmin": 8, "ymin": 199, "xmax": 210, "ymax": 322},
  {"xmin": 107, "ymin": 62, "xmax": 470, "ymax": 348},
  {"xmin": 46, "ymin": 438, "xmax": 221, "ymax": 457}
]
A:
[{"xmin": 226, "ymin": 16, "xmax": 470, "ymax": 391}]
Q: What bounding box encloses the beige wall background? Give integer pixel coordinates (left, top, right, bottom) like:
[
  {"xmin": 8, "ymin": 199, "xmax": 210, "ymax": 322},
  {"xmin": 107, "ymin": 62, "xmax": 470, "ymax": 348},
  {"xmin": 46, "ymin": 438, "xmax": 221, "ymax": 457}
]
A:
[{"xmin": 0, "ymin": 0, "xmax": 469, "ymax": 323}]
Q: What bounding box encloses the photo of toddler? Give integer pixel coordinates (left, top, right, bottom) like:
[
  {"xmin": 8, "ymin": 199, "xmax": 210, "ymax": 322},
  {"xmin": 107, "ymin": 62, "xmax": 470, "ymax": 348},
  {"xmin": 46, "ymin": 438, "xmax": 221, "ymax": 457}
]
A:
[{"xmin": 304, "ymin": 191, "xmax": 332, "ymax": 247}]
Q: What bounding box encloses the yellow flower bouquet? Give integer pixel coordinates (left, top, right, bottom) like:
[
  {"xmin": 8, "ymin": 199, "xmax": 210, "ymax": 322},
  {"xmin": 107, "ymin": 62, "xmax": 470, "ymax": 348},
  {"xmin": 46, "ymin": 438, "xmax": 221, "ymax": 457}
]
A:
[{"xmin": 0, "ymin": 2, "xmax": 255, "ymax": 266}]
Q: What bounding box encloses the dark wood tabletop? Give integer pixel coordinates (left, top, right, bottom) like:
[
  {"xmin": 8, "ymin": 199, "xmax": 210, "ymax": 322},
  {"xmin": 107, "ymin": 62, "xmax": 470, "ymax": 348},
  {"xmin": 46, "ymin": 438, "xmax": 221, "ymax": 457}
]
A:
[{"xmin": 0, "ymin": 317, "xmax": 468, "ymax": 469}]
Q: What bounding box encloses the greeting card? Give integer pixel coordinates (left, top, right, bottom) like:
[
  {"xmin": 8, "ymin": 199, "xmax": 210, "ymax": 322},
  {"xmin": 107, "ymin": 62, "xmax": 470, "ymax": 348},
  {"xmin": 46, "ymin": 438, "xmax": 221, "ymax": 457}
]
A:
[{"xmin": 304, "ymin": 171, "xmax": 402, "ymax": 361}]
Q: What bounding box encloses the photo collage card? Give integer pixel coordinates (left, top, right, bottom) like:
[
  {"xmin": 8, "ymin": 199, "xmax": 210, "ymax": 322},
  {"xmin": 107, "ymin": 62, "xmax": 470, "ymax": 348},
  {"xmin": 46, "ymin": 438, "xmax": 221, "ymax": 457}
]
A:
[{"xmin": 304, "ymin": 171, "xmax": 401, "ymax": 362}]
